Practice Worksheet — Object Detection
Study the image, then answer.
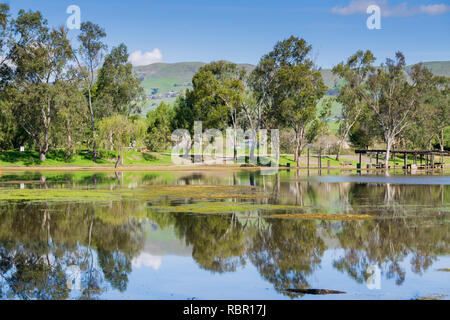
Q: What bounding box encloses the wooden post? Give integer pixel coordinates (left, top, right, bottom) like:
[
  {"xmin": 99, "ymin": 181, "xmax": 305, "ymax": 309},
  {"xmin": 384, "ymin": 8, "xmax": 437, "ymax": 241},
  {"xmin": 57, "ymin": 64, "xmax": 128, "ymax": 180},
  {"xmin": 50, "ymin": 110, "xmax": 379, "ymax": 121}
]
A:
[
  {"xmin": 404, "ymin": 152, "xmax": 407, "ymax": 169},
  {"xmin": 318, "ymin": 150, "xmax": 322, "ymax": 175},
  {"xmin": 359, "ymin": 153, "xmax": 362, "ymax": 167},
  {"xmin": 307, "ymin": 148, "xmax": 310, "ymax": 169},
  {"xmin": 376, "ymin": 153, "xmax": 379, "ymax": 165},
  {"xmin": 318, "ymin": 150, "xmax": 321, "ymax": 169},
  {"xmin": 393, "ymin": 152, "xmax": 396, "ymax": 169}
]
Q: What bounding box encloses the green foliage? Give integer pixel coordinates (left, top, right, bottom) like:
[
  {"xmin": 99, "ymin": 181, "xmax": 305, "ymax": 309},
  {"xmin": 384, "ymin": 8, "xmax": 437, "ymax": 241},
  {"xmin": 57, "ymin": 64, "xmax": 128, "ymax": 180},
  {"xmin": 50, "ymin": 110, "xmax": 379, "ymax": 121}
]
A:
[
  {"xmin": 146, "ymin": 102, "xmax": 174, "ymax": 152},
  {"xmin": 98, "ymin": 115, "xmax": 136, "ymax": 167},
  {"xmin": 96, "ymin": 43, "xmax": 144, "ymax": 117},
  {"xmin": 251, "ymin": 36, "xmax": 327, "ymax": 162}
]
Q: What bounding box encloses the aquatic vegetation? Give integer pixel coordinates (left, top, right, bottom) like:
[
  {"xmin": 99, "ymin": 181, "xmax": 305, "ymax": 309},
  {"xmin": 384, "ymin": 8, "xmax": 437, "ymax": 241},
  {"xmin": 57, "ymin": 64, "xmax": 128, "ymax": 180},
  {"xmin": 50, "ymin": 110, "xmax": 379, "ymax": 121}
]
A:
[
  {"xmin": 268, "ymin": 213, "xmax": 374, "ymax": 220},
  {"xmin": 142, "ymin": 184, "xmax": 270, "ymax": 199},
  {"xmin": 0, "ymin": 188, "xmax": 123, "ymax": 202},
  {"xmin": 438, "ymin": 268, "xmax": 450, "ymax": 272},
  {"xmin": 150, "ymin": 202, "xmax": 304, "ymax": 214}
]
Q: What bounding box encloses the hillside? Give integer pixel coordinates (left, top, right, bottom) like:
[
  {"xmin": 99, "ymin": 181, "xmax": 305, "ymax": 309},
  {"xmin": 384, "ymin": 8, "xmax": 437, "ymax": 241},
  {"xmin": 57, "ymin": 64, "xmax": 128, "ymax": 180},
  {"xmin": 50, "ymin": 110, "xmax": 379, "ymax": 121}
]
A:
[
  {"xmin": 406, "ymin": 61, "xmax": 450, "ymax": 77},
  {"xmin": 135, "ymin": 60, "xmax": 450, "ymax": 113},
  {"xmin": 135, "ymin": 62, "xmax": 255, "ymax": 112}
]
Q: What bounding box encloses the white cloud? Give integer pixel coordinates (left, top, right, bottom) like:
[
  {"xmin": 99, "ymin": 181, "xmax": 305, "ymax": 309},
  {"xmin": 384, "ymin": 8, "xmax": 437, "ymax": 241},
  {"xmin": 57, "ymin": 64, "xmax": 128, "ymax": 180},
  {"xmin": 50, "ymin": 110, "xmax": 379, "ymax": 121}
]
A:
[
  {"xmin": 128, "ymin": 48, "xmax": 163, "ymax": 66},
  {"xmin": 331, "ymin": 0, "xmax": 450, "ymax": 17},
  {"xmin": 132, "ymin": 253, "xmax": 162, "ymax": 270}
]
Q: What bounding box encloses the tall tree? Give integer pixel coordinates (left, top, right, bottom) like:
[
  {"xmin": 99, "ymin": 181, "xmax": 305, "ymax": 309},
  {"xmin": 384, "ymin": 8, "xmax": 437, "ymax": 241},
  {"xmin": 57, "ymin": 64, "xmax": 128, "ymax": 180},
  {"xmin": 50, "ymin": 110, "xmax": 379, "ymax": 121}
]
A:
[
  {"xmin": 365, "ymin": 53, "xmax": 428, "ymax": 167},
  {"xmin": 428, "ymin": 76, "xmax": 450, "ymax": 151},
  {"xmin": 98, "ymin": 115, "xmax": 134, "ymax": 168},
  {"xmin": 332, "ymin": 50, "xmax": 375, "ymax": 160},
  {"xmin": 52, "ymin": 72, "xmax": 89, "ymax": 161},
  {"xmin": 77, "ymin": 21, "xmax": 107, "ymax": 162},
  {"xmin": 9, "ymin": 10, "xmax": 73, "ymax": 161},
  {"xmin": 146, "ymin": 102, "xmax": 174, "ymax": 152},
  {"xmin": 0, "ymin": 2, "xmax": 10, "ymax": 82},
  {"xmin": 190, "ymin": 61, "xmax": 246, "ymax": 160},
  {"xmin": 96, "ymin": 43, "xmax": 144, "ymax": 117},
  {"xmin": 252, "ymin": 36, "xmax": 327, "ymax": 165}
]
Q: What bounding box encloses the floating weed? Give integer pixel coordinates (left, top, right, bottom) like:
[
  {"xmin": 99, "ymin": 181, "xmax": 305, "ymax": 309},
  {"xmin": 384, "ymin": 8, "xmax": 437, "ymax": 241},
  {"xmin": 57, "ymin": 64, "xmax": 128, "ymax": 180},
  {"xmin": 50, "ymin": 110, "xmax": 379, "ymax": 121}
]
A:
[
  {"xmin": 150, "ymin": 202, "xmax": 304, "ymax": 214},
  {"xmin": 267, "ymin": 213, "xmax": 374, "ymax": 220},
  {"xmin": 141, "ymin": 185, "xmax": 270, "ymax": 200},
  {"xmin": 0, "ymin": 188, "xmax": 122, "ymax": 202}
]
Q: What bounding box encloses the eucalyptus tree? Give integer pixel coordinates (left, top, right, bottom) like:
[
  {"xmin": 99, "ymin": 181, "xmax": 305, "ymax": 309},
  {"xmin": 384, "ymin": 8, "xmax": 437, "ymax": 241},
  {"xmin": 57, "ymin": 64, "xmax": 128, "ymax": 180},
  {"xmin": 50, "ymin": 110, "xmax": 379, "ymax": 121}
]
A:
[
  {"xmin": 9, "ymin": 10, "xmax": 74, "ymax": 161},
  {"xmin": 77, "ymin": 21, "xmax": 107, "ymax": 162},
  {"xmin": 53, "ymin": 71, "xmax": 89, "ymax": 161},
  {"xmin": 95, "ymin": 43, "xmax": 144, "ymax": 117},
  {"xmin": 332, "ymin": 50, "xmax": 375, "ymax": 160},
  {"xmin": 146, "ymin": 102, "xmax": 174, "ymax": 152},
  {"xmin": 190, "ymin": 61, "xmax": 246, "ymax": 160},
  {"xmin": 428, "ymin": 76, "xmax": 450, "ymax": 151},
  {"xmin": 0, "ymin": 3, "xmax": 15, "ymax": 149},
  {"xmin": 240, "ymin": 91, "xmax": 265, "ymax": 161},
  {"xmin": 365, "ymin": 52, "xmax": 426, "ymax": 167},
  {"xmin": 251, "ymin": 36, "xmax": 327, "ymax": 165},
  {"xmin": 98, "ymin": 115, "xmax": 135, "ymax": 168},
  {"xmin": 0, "ymin": 2, "xmax": 10, "ymax": 82}
]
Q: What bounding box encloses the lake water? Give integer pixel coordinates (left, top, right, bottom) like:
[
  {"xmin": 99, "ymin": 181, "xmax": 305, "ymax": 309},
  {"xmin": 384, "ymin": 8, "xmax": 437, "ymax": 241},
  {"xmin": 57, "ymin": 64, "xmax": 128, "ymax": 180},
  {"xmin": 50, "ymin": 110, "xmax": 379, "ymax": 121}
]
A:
[{"xmin": 0, "ymin": 169, "xmax": 449, "ymax": 300}]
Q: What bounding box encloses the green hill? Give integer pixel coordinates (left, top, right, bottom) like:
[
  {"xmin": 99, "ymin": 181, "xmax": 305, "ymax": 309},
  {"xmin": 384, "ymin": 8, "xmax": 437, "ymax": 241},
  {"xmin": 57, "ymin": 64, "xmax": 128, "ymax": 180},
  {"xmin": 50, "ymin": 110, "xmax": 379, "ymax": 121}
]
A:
[
  {"xmin": 406, "ymin": 61, "xmax": 450, "ymax": 77},
  {"xmin": 134, "ymin": 62, "xmax": 255, "ymax": 113},
  {"xmin": 134, "ymin": 60, "xmax": 450, "ymax": 114}
]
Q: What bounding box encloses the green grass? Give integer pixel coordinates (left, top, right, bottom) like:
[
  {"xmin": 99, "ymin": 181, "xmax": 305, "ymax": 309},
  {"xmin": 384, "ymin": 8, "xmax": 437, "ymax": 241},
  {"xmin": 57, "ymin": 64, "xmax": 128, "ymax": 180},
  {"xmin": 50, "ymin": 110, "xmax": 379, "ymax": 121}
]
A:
[
  {"xmin": 279, "ymin": 154, "xmax": 356, "ymax": 167},
  {"xmin": 0, "ymin": 149, "xmax": 172, "ymax": 167}
]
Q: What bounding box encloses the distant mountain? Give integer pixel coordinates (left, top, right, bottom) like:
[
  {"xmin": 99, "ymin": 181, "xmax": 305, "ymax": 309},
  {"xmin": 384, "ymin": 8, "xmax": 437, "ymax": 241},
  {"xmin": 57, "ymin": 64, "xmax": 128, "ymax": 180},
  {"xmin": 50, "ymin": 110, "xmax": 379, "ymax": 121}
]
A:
[
  {"xmin": 134, "ymin": 62, "xmax": 254, "ymax": 112},
  {"xmin": 405, "ymin": 61, "xmax": 450, "ymax": 77},
  {"xmin": 134, "ymin": 60, "xmax": 450, "ymax": 112}
]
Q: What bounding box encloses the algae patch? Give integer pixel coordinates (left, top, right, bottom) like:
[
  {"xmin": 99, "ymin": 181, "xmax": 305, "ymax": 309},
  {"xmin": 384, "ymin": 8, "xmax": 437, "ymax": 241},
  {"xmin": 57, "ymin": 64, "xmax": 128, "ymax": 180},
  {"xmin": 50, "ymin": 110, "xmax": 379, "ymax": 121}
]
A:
[
  {"xmin": 150, "ymin": 202, "xmax": 304, "ymax": 214},
  {"xmin": 268, "ymin": 213, "xmax": 374, "ymax": 220},
  {"xmin": 0, "ymin": 188, "xmax": 123, "ymax": 202},
  {"xmin": 142, "ymin": 185, "xmax": 269, "ymax": 200}
]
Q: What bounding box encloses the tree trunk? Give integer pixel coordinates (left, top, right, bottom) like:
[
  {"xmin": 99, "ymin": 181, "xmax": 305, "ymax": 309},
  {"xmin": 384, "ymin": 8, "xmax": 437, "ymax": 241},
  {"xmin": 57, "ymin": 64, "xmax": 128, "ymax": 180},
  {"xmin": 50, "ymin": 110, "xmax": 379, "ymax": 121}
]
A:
[
  {"xmin": 294, "ymin": 130, "xmax": 303, "ymax": 167},
  {"xmin": 440, "ymin": 128, "xmax": 444, "ymax": 152},
  {"xmin": 115, "ymin": 154, "xmax": 122, "ymax": 169},
  {"xmin": 233, "ymin": 111, "xmax": 237, "ymax": 162},
  {"xmin": 385, "ymin": 138, "xmax": 393, "ymax": 168},
  {"xmin": 335, "ymin": 139, "xmax": 343, "ymax": 161},
  {"xmin": 88, "ymin": 88, "xmax": 97, "ymax": 162},
  {"xmin": 109, "ymin": 131, "xmax": 114, "ymax": 151},
  {"xmin": 249, "ymin": 129, "xmax": 257, "ymax": 164},
  {"xmin": 40, "ymin": 151, "xmax": 46, "ymax": 162}
]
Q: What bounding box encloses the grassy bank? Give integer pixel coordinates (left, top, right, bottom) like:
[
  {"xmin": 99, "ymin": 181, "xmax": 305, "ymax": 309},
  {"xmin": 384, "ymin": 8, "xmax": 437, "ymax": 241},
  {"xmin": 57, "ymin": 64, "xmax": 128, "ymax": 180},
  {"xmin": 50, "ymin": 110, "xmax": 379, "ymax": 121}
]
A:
[
  {"xmin": 0, "ymin": 149, "xmax": 448, "ymax": 170},
  {"xmin": 0, "ymin": 150, "xmax": 173, "ymax": 167}
]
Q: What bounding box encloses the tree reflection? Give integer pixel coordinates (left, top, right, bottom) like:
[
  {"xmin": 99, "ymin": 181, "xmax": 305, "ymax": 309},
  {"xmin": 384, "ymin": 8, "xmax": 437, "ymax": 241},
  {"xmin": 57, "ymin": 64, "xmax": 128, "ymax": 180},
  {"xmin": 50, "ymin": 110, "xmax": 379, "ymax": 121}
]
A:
[
  {"xmin": 0, "ymin": 201, "xmax": 145, "ymax": 299},
  {"xmin": 247, "ymin": 219, "xmax": 325, "ymax": 298}
]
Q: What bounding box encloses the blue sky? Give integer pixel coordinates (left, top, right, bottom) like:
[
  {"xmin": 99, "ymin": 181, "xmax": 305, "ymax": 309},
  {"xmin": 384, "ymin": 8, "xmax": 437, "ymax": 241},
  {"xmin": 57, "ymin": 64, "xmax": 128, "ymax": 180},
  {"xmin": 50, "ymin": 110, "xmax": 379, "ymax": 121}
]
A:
[{"xmin": 6, "ymin": 0, "xmax": 450, "ymax": 68}]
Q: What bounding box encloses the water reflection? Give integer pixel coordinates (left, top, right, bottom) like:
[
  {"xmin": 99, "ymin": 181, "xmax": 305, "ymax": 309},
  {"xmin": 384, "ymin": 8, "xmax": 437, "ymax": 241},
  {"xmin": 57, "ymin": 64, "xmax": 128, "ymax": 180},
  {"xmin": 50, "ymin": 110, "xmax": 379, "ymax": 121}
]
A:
[{"xmin": 0, "ymin": 170, "xmax": 449, "ymax": 299}]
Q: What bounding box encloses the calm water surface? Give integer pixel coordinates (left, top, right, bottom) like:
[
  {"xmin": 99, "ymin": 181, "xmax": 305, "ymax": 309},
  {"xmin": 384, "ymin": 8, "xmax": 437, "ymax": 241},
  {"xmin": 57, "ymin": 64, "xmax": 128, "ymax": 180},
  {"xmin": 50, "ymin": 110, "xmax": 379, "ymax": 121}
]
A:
[{"xmin": 0, "ymin": 169, "xmax": 449, "ymax": 300}]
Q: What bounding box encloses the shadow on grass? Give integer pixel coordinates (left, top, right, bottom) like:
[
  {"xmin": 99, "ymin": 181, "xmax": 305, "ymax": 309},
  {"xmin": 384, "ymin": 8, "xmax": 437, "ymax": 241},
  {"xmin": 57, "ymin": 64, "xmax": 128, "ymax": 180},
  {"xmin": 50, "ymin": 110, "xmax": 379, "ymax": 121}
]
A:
[
  {"xmin": 0, "ymin": 151, "xmax": 42, "ymax": 166},
  {"xmin": 142, "ymin": 152, "xmax": 162, "ymax": 162}
]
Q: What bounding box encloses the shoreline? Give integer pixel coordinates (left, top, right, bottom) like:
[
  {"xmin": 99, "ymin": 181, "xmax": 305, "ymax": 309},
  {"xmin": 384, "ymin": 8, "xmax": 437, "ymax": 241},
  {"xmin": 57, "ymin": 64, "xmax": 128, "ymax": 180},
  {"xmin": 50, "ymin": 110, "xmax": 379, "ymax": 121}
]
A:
[{"xmin": 0, "ymin": 164, "xmax": 448, "ymax": 172}]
